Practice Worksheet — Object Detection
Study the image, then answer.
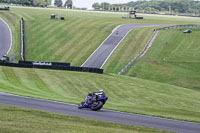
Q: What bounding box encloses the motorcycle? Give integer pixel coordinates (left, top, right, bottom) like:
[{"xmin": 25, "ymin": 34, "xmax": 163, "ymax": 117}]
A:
[{"xmin": 78, "ymin": 91, "xmax": 108, "ymax": 111}]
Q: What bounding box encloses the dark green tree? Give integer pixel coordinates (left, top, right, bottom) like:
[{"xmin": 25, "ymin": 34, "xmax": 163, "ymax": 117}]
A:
[
  {"xmin": 64, "ymin": 0, "xmax": 72, "ymax": 9},
  {"xmin": 33, "ymin": 0, "xmax": 46, "ymax": 7},
  {"xmin": 45, "ymin": 0, "xmax": 51, "ymax": 5},
  {"xmin": 100, "ymin": 2, "xmax": 110, "ymax": 10},
  {"xmin": 92, "ymin": 2, "xmax": 101, "ymax": 10},
  {"xmin": 54, "ymin": 0, "xmax": 62, "ymax": 7},
  {"xmin": 0, "ymin": 0, "xmax": 33, "ymax": 6}
]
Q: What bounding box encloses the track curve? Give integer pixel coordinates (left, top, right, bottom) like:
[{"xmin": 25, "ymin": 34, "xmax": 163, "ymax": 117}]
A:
[
  {"xmin": 0, "ymin": 18, "xmax": 12, "ymax": 59},
  {"xmin": 0, "ymin": 92, "xmax": 200, "ymax": 133},
  {"xmin": 81, "ymin": 24, "xmax": 166, "ymax": 68}
]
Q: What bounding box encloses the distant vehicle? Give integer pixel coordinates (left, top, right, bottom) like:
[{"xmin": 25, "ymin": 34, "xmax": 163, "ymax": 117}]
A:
[
  {"xmin": 183, "ymin": 29, "xmax": 192, "ymax": 33},
  {"xmin": 122, "ymin": 15, "xmax": 127, "ymax": 19}
]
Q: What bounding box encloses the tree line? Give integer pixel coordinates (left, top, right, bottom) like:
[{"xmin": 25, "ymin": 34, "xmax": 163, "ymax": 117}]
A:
[
  {"xmin": 93, "ymin": 0, "xmax": 200, "ymax": 14},
  {"xmin": 0, "ymin": 0, "xmax": 50, "ymax": 7},
  {"xmin": 0, "ymin": 0, "xmax": 73, "ymax": 8}
]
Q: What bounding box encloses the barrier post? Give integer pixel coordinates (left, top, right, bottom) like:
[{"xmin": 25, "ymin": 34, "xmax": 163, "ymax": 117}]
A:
[{"xmin": 21, "ymin": 17, "xmax": 25, "ymax": 61}]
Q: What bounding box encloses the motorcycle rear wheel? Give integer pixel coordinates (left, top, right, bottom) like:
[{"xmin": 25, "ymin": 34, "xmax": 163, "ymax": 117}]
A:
[{"xmin": 91, "ymin": 101, "xmax": 103, "ymax": 111}]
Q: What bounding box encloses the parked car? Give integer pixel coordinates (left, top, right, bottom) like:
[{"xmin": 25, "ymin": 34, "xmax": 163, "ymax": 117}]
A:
[
  {"xmin": 183, "ymin": 29, "xmax": 192, "ymax": 33},
  {"xmin": 122, "ymin": 15, "xmax": 127, "ymax": 19}
]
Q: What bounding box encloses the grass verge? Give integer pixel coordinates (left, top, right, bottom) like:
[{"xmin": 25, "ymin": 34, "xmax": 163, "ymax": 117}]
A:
[
  {"xmin": 0, "ymin": 6, "xmax": 200, "ymax": 125},
  {"xmin": 0, "ymin": 66, "xmax": 200, "ymax": 123},
  {"xmin": 103, "ymin": 26, "xmax": 156, "ymax": 74},
  {"xmin": 2, "ymin": 6, "xmax": 200, "ymax": 66},
  {"xmin": 0, "ymin": 104, "xmax": 172, "ymax": 133},
  {"xmin": 0, "ymin": 10, "xmax": 20, "ymax": 61},
  {"xmin": 124, "ymin": 27, "xmax": 200, "ymax": 90}
]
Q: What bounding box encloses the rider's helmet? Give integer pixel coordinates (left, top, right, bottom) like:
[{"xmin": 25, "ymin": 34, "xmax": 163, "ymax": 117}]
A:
[
  {"xmin": 99, "ymin": 89, "xmax": 104, "ymax": 93},
  {"xmin": 88, "ymin": 92, "xmax": 93, "ymax": 96}
]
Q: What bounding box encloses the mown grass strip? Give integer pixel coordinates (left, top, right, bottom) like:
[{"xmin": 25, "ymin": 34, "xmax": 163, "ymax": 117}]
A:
[
  {"xmin": 0, "ymin": 6, "xmax": 200, "ymax": 124},
  {"xmin": 124, "ymin": 27, "xmax": 200, "ymax": 90},
  {"xmin": 0, "ymin": 66, "xmax": 200, "ymax": 123},
  {"xmin": 103, "ymin": 26, "xmax": 156, "ymax": 73},
  {"xmin": 0, "ymin": 11, "xmax": 20, "ymax": 61},
  {"xmin": 0, "ymin": 104, "xmax": 172, "ymax": 133},
  {"xmin": 4, "ymin": 6, "xmax": 200, "ymax": 65}
]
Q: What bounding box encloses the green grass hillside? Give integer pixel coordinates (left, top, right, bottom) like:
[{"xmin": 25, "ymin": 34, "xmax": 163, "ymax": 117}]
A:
[
  {"xmin": 124, "ymin": 27, "xmax": 200, "ymax": 90},
  {"xmin": 0, "ymin": 6, "xmax": 200, "ymax": 125},
  {"xmin": 103, "ymin": 26, "xmax": 156, "ymax": 73},
  {"xmin": 0, "ymin": 105, "xmax": 171, "ymax": 133},
  {"xmin": 1, "ymin": 7, "xmax": 200, "ymax": 66},
  {"xmin": 0, "ymin": 10, "xmax": 20, "ymax": 60},
  {"xmin": 0, "ymin": 66, "xmax": 200, "ymax": 123}
]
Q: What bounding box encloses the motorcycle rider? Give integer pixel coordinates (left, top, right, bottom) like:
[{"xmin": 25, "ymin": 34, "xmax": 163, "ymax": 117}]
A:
[
  {"xmin": 86, "ymin": 89, "xmax": 104, "ymax": 104},
  {"xmin": 78, "ymin": 89, "xmax": 108, "ymax": 110}
]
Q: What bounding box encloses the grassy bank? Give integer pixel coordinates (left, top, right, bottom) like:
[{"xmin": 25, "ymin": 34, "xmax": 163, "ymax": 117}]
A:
[
  {"xmin": 1, "ymin": 6, "xmax": 200, "ymax": 66},
  {"xmin": 124, "ymin": 27, "xmax": 200, "ymax": 90},
  {"xmin": 0, "ymin": 10, "xmax": 20, "ymax": 61},
  {"xmin": 0, "ymin": 6, "xmax": 200, "ymax": 125},
  {"xmin": 0, "ymin": 66, "xmax": 200, "ymax": 123},
  {"xmin": 0, "ymin": 105, "xmax": 171, "ymax": 133},
  {"xmin": 103, "ymin": 26, "xmax": 155, "ymax": 73}
]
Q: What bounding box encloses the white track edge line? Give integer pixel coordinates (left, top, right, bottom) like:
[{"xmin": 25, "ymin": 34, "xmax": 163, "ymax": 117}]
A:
[
  {"xmin": 0, "ymin": 92, "xmax": 76, "ymax": 106},
  {"xmin": 81, "ymin": 25, "xmax": 122, "ymax": 67},
  {"xmin": 101, "ymin": 24, "xmax": 170, "ymax": 69},
  {"xmin": 0, "ymin": 91, "xmax": 198, "ymax": 125},
  {"xmin": 0, "ymin": 17, "xmax": 12, "ymax": 55},
  {"xmin": 100, "ymin": 25, "xmax": 135, "ymax": 69}
]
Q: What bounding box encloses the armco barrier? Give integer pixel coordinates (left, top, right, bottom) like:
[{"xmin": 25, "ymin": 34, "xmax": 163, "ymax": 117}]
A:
[
  {"xmin": 21, "ymin": 17, "xmax": 25, "ymax": 61},
  {"xmin": 118, "ymin": 30, "xmax": 157, "ymax": 75},
  {"xmin": 155, "ymin": 25, "xmax": 200, "ymax": 31},
  {"xmin": 0, "ymin": 61, "xmax": 103, "ymax": 74},
  {"xmin": 118, "ymin": 25, "xmax": 200, "ymax": 75}
]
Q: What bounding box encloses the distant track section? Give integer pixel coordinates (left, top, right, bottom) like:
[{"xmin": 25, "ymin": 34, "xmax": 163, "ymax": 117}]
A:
[
  {"xmin": 0, "ymin": 18, "xmax": 11, "ymax": 59},
  {"xmin": 82, "ymin": 24, "xmax": 165, "ymax": 68},
  {"xmin": 118, "ymin": 24, "xmax": 200, "ymax": 75},
  {"xmin": 0, "ymin": 92, "xmax": 200, "ymax": 133}
]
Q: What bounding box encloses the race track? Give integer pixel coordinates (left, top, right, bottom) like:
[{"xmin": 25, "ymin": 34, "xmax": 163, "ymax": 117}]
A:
[
  {"xmin": 1, "ymin": 92, "xmax": 200, "ymax": 133},
  {"xmin": 0, "ymin": 18, "xmax": 11, "ymax": 59},
  {"xmin": 0, "ymin": 20, "xmax": 199, "ymax": 132},
  {"xmin": 82, "ymin": 24, "xmax": 165, "ymax": 68}
]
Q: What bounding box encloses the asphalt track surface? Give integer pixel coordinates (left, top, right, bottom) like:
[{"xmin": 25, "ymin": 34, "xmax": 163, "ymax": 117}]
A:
[
  {"xmin": 1, "ymin": 93, "xmax": 200, "ymax": 133},
  {"xmin": 0, "ymin": 21, "xmax": 199, "ymax": 132},
  {"xmin": 82, "ymin": 24, "xmax": 165, "ymax": 68},
  {"xmin": 0, "ymin": 18, "xmax": 11, "ymax": 59}
]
